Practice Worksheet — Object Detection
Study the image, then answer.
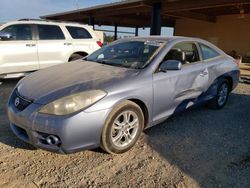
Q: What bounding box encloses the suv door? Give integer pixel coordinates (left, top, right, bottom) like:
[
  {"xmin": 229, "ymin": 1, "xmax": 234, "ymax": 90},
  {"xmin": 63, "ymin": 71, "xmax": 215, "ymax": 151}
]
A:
[
  {"xmin": 152, "ymin": 42, "xmax": 209, "ymax": 122},
  {"xmin": 36, "ymin": 24, "xmax": 73, "ymax": 69},
  {"xmin": 0, "ymin": 24, "xmax": 38, "ymax": 75}
]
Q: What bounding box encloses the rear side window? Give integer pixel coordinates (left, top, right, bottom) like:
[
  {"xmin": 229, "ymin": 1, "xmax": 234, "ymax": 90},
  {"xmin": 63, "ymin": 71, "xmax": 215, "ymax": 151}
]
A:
[
  {"xmin": 38, "ymin": 25, "xmax": 65, "ymax": 40},
  {"xmin": 164, "ymin": 42, "xmax": 200, "ymax": 64},
  {"xmin": 66, "ymin": 26, "xmax": 92, "ymax": 39},
  {"xmin": 1, "ymin": 24, "xmax": 32, "ymax": 40},
  {"xmin": 200, "ymin": 44, "xmax": 220, "ymax": 60}
]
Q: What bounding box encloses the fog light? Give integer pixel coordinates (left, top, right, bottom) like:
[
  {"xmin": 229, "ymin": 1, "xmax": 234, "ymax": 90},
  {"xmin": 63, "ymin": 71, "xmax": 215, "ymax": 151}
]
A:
[{"xmin": 46, "ymin": 135, "xmax": 61, "ymax": 146}]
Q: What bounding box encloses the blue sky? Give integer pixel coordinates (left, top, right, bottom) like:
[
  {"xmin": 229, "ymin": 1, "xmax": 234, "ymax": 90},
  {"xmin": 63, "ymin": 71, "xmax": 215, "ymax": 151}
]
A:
[
  {"xmin": 0, "ymin": 0, "xmax": 173, "ymax": 36},
  {"xmin": 0, "ymin": 0, "xmax": 119, "ymax": 22}
]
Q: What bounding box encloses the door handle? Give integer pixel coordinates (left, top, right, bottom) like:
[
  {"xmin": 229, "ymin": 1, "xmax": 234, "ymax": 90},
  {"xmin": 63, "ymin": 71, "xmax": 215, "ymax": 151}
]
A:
[
  {"xmin": 26, "ymin": 44, "xmax": 36, "ymax": 47},
  {"xmin": 64, "ymin": 42, "xmax": 72, "ymax": 46}
]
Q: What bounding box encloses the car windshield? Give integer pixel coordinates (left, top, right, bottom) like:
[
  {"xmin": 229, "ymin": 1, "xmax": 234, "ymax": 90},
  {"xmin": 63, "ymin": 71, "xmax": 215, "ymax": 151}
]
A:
[{"xmin": 85, "ymin": 40, "xmax": 164, "ymax": 69}]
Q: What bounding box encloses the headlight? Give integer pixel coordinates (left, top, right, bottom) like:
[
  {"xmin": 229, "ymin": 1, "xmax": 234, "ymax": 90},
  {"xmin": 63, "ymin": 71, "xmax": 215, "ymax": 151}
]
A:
[{"xmin": 39, "ymin": 90, "xmax": 106, "ymax": 115}]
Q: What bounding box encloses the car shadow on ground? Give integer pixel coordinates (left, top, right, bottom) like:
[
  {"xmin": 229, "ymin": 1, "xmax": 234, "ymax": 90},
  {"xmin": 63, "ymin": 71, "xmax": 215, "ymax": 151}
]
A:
[
  {"xmin": 144, "ymin": 92, "xmax": 250, "ymax": 187},
  {"xmin": 0, "ymin": 79, "xmax": 36, "ymax": 150}
]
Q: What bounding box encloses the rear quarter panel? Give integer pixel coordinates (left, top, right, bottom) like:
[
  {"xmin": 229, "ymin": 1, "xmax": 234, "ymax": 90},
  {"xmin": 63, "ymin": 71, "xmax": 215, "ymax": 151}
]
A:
[{"xmin": 205, "ymin": 55, "xmax": 239, "ymax": 91}]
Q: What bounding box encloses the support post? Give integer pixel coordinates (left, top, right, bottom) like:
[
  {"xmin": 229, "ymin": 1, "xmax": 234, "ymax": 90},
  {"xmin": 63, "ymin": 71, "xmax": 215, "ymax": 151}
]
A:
[
  {"xmin": 135, "ymin": 26, "xmax": 139, "ymax": 36},
  {"xmin": 173, "ymin": 20, "xmax": 176, "ymax": 36},
  {"xmin": 150, "ymin": 3, "xmax": 162, "ymax": 35},
  {"xmin": 88, "ymin": 16, "xmax": 95, "ymax": 29},
  {"xmin": 114, "ymin": 24, "xmax": 118, "ymax": 40}
]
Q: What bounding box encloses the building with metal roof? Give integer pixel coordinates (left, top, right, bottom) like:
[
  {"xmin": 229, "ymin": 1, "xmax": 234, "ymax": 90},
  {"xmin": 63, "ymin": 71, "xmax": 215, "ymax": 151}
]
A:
[{"xmin": 41, "ymin": 0, "xmax": 250, "ymax": 56}]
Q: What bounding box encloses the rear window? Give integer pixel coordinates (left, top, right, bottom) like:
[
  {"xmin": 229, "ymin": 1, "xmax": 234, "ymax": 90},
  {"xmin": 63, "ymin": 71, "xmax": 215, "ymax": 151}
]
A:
[
  {"xmin": 200, "ymin": 43, "xmax": 220, "ymax": 60},
  {"xmin": 66, "ymin": 26, "xmax": 92, "ymax": 39},
  {"xmin": 38, "ymin": 25, "xmax": 65, "ymax": 40}
]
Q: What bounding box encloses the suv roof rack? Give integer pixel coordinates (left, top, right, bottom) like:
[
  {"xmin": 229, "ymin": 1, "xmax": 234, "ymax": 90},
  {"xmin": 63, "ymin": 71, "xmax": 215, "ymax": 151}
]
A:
[
  {"xmin": 18, "ymin": 18, "xmax": 86, "ymax": 25},
  {"xmin": 18, "ymin": 18, "xmax": 47, "ymax": 21}
]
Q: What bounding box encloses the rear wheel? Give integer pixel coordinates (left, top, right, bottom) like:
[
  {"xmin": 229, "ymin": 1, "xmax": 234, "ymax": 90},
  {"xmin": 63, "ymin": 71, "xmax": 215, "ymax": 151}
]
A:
[
  {"xmin": 207, "ymin": 79, "xmax": 230, "ymax": 109},
  {"xmin": 101, "ymin": 100, "xmax": 144, "ymax": 154}
]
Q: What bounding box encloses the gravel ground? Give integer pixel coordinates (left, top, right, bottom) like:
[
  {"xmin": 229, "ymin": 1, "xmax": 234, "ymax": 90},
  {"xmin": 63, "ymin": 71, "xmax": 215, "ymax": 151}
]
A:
[
  {"xmin": 0, "ymin": 80, "xmax": 249, "ymax": 188},
  {"xmin": 240, "ymin": 63, "xmax": 250, "ymax": 84}
]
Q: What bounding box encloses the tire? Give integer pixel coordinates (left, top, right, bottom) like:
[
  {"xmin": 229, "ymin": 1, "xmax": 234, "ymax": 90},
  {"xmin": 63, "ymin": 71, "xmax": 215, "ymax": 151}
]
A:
[
  {"xmin": 207, "ymin": 79, "xmax": 230, "ymax": 109},
  {"xmin": 101, "ymin": 100, "xmax": 144, "ymax": 154},
  {"xmin": 68, "ymin": 54, "xmax": 84, "ymax": 62}
]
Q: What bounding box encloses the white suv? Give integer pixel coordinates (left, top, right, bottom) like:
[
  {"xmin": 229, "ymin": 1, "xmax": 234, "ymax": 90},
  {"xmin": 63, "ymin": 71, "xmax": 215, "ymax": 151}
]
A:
[{"xmin": 0, "ymin": 19, "xmax": 102, "ymax": 79}]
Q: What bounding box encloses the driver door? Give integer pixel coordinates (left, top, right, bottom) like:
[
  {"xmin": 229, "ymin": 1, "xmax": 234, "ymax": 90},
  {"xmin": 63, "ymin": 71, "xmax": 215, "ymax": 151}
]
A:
[
  {"xmin": 152, "ymin": 42, "xmax": 209, "ymax": 123},
  {"xmin": 0, "ymin": 24, "xmax": 38, "ymax": 75}
]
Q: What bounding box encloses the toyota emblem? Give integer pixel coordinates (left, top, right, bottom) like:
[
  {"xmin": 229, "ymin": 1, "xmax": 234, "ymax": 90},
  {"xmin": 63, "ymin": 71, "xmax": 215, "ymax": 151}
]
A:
[{"xmin": 14, "ymin": 97, "xmax": 20, "ymax": 107}]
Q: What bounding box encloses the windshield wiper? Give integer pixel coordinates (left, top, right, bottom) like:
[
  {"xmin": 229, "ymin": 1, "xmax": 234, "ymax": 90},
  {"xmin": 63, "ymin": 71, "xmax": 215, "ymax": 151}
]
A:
[
  {"xmin": 96, "ymin": 59, "xmax": 111, "ymax": 65},
  {"xmin": 92, "ymin": 59, "xmax": 141, "ymax": 69}
]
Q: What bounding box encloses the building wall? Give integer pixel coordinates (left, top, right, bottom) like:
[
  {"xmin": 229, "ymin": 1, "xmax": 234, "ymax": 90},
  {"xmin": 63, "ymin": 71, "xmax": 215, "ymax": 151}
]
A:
[{"xmin": 175, "ymin": 14, "xmax": 250, "ymax": 56}]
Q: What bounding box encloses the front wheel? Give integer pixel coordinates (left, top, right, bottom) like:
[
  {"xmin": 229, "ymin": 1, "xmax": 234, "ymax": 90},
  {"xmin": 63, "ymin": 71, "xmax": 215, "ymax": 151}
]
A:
[
  {"xmin": 207, "ymin": 79, "xmax": 230, "ymax": 109},
  {"xmin": 101, "ymin": 101, "xmax": 144, "ymax": 154}
]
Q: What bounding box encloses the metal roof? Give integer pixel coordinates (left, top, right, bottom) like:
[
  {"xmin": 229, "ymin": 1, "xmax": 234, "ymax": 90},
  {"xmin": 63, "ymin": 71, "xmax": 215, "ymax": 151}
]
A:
[
  {"xmin": 41, "ymin": 0, "xmax": 250, "ymax": 27},
  {"xmin": 41, "ymin": 0, "xmax": 144, "ymax": 19}
]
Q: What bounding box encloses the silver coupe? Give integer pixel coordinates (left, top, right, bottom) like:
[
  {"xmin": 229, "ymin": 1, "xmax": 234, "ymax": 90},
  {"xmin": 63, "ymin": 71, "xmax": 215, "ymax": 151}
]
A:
[{"xmin": 7, "ymin": 37, "xmax": 240, "ymax": 154}]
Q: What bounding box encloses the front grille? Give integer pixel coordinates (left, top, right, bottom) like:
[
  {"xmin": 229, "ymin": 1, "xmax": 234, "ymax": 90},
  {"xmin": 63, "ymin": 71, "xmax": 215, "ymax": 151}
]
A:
[{"xmin": 12, "ymin": 90, "xmax": 33, "ymax": 111}]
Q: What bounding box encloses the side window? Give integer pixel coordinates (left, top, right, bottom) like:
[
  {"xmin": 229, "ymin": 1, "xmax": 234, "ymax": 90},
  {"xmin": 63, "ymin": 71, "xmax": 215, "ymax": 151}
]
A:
[
  {"xmin": 200, "ymin": 43, "xmax": 220, "ymax": 60},
  {"xmin": 164, "ymin": 42, "xmax": 200, "ymax": 64},
  {"xmin": 66, "ymin": 26, "xmax": 92, "ymax": 39},
  {"xmin": 1, "ymin": 24, "xmax": 32, "ymax": 40},
  {"xmin": 38, "ymin": 25, "xmax": 65, "ymax": 40}
]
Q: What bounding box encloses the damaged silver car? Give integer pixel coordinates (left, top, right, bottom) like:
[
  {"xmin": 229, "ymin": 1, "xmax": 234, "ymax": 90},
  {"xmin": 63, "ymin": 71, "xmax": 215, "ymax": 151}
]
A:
[{"xmin": 7, "ymin": 37, "xmax": 239, "ymax": 154}]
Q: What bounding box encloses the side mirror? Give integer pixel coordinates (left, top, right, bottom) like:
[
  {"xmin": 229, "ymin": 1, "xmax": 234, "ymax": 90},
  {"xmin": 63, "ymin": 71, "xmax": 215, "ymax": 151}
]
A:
[
  {"xmin": 159, "ymin": 60, "xmax": 182, "ymax": 72},
  {"xmin": 0, "ymin": 31, "xmax": 12, "ymax": 40}
]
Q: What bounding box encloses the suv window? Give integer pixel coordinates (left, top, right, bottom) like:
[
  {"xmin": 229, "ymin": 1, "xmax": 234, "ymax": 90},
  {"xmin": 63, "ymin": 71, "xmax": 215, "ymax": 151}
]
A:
[
  {"xmin": 164, "ymin": 42, "xmax": 200, "ymax": 64},
  {"xmin": 66, "ymin": 26, "xmax": 92, "ymax": 39},
  {"xmin": 1, "ymin": 24, "xmax": 32, "ymax": 40},
  {"xmin": 200, "ymin": 43, "xmax": 220, "ymax": 60},
  {"xmin": 38, "ymin": 25, "xmax": 65, "ymax": 40}
]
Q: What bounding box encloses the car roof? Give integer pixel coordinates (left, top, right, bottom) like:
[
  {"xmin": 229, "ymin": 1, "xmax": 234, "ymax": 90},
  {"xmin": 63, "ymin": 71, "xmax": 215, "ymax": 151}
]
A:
[
  {"xmin": 114, "ymin": 36, "xmax": 226, "ymax": 55},
  {"xmin": 118, "ymin": 36, "xmax": 202, "ymax": 42}
]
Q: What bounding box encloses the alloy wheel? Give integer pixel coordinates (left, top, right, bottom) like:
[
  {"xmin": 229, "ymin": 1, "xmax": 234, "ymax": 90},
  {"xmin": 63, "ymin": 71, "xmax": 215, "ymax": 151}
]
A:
[
  {"xmin": 217, "ymin": 83, "xmax": 229, "ymax": 106},
  {"xmin": 111, "ymin": 110, "xmax": 139, "ymax": 148}
]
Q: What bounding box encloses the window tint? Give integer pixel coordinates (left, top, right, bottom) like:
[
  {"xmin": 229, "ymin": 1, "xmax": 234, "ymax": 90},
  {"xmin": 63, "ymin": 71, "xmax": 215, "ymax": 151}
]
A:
[
  {"xmin": 38, "ymin": 25, "xmax": 65, "ymax": 40},
  {"xmin": 200, "ymin": 44, "xmax": 220, "ymax": 60},
  {"xmin": 66, "ymin": 26, "xmax": 92, "ymax": 39},
  {"xmin": 164, "ymin": 42, "xmax": 200, "ymax": 64},
  {"xmin": 1, "ymin": 24, "xmax": 32, "ymax": 40}
]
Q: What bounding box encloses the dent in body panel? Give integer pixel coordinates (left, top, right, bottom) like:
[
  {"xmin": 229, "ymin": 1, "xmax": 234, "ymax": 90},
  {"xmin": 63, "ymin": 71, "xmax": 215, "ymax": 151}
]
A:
[
  {"xmin": 151, "ymin": 56, "xmax": 239, "ymax": 126},
  {"xmin": 152, "ymin": 62, "xmax": 209, "ymax": 125},
  {"xmin": 172, "ymin": 69, "xmax": 239, "ymax": 115}
]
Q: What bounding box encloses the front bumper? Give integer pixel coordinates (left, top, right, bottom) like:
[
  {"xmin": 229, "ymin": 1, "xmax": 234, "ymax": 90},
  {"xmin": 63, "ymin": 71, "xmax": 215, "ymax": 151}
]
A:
[{"xmin": 7, "ymin": 96, "xmax": 111, "ymax": 154}]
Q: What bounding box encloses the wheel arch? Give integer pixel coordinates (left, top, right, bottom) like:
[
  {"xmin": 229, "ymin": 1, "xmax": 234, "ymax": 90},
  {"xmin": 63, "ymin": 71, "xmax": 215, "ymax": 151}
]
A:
[
  {"xmin": 128, "ymin": 98, "xmax": 149, "ymax": 129},
  {"xmin": 68, "ymin": 51, "xmax": 88, "ymax": 61},
  {"xmin": 223, "ymin": 76, "xmax": 233, "ymax": 91}
]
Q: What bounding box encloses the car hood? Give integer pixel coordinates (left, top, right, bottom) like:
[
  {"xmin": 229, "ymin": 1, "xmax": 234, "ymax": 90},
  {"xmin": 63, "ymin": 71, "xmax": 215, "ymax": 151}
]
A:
[{"xmin": 17, "ymin": 60, "xmax": 140, "ymax": 104}]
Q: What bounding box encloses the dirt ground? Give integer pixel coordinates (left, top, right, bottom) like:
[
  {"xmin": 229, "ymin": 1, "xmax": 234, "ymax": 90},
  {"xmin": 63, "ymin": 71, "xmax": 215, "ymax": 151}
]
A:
[{"xmin": 0, "ymin": 78, "xmax": 249, "ymax": 188}]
